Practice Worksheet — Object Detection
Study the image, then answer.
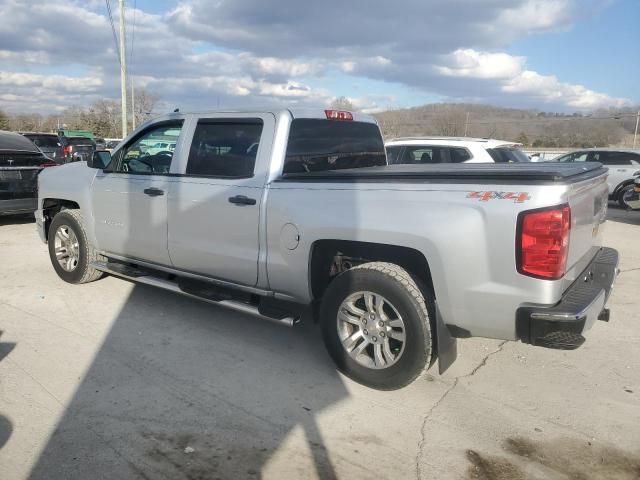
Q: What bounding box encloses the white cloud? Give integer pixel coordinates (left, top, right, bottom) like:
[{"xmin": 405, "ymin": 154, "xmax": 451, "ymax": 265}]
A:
[
  {"xmin": 435, "ymin": 50, "xmax": 526, "ymax": 80},
  {"xmin": 0, "ymin": 0, "xmax": 632, "ymax": 114}
]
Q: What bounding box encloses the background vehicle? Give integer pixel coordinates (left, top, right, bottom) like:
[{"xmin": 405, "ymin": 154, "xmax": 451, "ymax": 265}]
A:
[
  {"xmin": 385, "ymin": 137, "xmax": 530, "ymax": 164},
  {"xmin": 60, "ymin": 136, "xmax": 96, "ymax": 163},
  {"xmin": 20, "ymin": 132, "xmax": 64, "ymax": 163},
  {"xmin": 94, "ymin": 138, "xmax": 107, "ymax": 150},
  {"xmin": 36, "ymin": 109, "xmax": 617, "ymax": 390},
  {"xmin": 105, "ymin": 140, "xmax": 119, "ymax": 150},
  {"xmin": 622, "ymin": 177, "xmax": 640, "ymax": 210},
  {"xmin": 553, "ymin": 149, "xmax": 640, "ymax": 207},
  {"xmin": 1, "ymin": 131, "xmax": 56, "ymax": 216}
]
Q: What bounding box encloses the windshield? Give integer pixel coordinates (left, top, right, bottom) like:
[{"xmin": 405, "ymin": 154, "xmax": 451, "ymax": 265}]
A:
[
  {"xmin": 0, "ymin": 132, "xmax": 41, "ymax": 152},
  {"xmin": 25, "ymin": 135, "xmax": 60, "ymax": 148},
  {"xmin": 283, "ymin": 119, "xmax": 386, "ymax": 174},
  {"xmin": 68, "ymin": 137, "xmax": 95, "ymax": 146},
  {"xmin": 486, "ymin": 146, "xmax": 530, "ymax": 163}
]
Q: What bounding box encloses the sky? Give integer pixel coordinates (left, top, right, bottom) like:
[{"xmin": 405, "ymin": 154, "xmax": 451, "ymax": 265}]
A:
[{"xmin": 0, "ymin": 0, "xmax": 637, "ymax": 115}]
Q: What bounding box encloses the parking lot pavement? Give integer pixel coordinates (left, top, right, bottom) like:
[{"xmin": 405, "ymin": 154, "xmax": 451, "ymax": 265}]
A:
[{"xmin": 0, "ymin": 210, "xmax": 639, "ymax": 480}]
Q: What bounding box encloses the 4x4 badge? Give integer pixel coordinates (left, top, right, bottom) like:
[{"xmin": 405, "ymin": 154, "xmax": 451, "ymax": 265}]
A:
[{"xmin": 467, "ymin": 191, "xmax": 531, "ymax": 203}]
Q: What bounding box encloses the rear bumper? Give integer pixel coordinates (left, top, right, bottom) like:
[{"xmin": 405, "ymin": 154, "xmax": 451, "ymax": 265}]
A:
[
  {"xmin": 516, "ymin": 247, "xmax": 619, "ymax": 350},
  {"xmin": 0, "ymin": 198, "xmax": 37, "ymax": 216}
]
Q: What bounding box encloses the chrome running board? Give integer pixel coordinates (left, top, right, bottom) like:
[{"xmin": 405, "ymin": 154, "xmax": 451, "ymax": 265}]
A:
[{"xmin": 90, "ymin": 261, "xmax": 299, "ymax": 327}]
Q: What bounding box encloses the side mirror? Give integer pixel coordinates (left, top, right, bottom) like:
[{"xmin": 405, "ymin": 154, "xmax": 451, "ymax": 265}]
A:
[{"xmin": 89, "ymin": 150, "xmax": 112, "ymax": 169}]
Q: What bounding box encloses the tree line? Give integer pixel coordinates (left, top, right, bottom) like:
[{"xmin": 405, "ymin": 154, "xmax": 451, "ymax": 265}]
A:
[
  {"xmin": 0, "ymin": 87, "xmax": 159, "ymax": 138},
  {"xmin": 373, "ymin": 103, "xmax": 638, "ymax": 148}
]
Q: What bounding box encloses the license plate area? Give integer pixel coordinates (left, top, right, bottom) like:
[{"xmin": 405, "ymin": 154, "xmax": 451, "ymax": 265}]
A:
[{"xmin": 0, "ymin": 170, "xmax": 22, "ymax": 180}]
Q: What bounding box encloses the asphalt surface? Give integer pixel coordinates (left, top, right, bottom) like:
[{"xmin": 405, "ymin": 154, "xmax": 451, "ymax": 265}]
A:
[{"xmin": 0, "ymin": 208, "xmax": 639, "ymax": 480}]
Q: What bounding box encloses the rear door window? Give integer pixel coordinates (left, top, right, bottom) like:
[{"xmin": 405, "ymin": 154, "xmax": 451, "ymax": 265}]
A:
[
  {"xmin": 486, "ymin": 147, "xmax": 530, "ymax": 163},
  {"xmin": 400, "ymin": 146, "xmax": 448, "ymax": 164},
  {"xmin": 283, "ymin": 119, "xmax": 385, "ymax": 173},
  {"xmin": 594, "ymin": 151, "xmax": 634, "ymax": 166},
  {"xmin": 27, "ymin": 135, "xmax": 60, "ymax": 148},
  {"xmin": 186, "ymin": 120, "xmax": 263, "ymax": 178},
  {"xmin": 449, "ymin": 147, "xmax": 472, "ymax": 163}
]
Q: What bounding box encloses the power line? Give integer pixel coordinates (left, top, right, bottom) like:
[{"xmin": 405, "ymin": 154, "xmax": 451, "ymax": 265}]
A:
[{"xmin": 104, "ymin": 0, "xmax": 121, "ymax": 66}]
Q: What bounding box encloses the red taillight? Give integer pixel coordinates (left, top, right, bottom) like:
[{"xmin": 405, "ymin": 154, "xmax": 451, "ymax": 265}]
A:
[
  {"xmin": 325, "ymin": 110, "xmax": 353, "ymax": 121},
  {"xmin": 63, "ymin": 145, "xmax": 72, "ymax": 156},
  {"xmin": 517, "ymin": 205, "xmax": 571, "ymax": 280}
]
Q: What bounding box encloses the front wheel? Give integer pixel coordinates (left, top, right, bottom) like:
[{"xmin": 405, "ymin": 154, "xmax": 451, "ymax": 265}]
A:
[
  {"xmin": 48, "ymin": 210, "xmax": 104, "ymax": 284},
  {"xmin": 320, "ymin": 262, "xmax": 434, "ymax": 390}
]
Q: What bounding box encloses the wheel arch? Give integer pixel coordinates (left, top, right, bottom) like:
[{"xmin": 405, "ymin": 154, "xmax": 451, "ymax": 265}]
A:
[
  {"xmin": 613, "ymin": 178, "xmax": 638, "ymax": 199},
  {"xmin": 309, "ymin": 239, "xmax": 435, "ymax": 302},
  {"xmin": 41, "ymin": 198, "xmax": 81, "ymax": 241}
]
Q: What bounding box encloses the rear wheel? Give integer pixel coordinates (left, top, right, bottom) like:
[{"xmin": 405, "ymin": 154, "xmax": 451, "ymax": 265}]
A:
[
  {"xmin": 618, "ymin": 184, "xmax": 636, "ymax": 209},
  {"xmin": 321, "ymin": 262, "xmax": 433, "ymax": 390},
  {"xmin": 48, "ymin": 210, "xmax": 104, "ymax": 284}
]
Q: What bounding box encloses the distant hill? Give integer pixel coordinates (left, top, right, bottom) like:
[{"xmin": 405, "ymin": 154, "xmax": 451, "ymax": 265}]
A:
[{"xmin": 373, "ymin": 103, "xmax": 638, "ymax": 148}]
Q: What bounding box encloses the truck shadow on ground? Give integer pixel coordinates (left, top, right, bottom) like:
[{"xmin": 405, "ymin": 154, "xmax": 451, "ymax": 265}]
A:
[
  {"xmin": 28, "ymin": 284, "xmax": 349, "ymax": 480},
  {"xmin": 0, "ymin": 214, "xmax": 35, "ymax": 227},
  {"xmin": 606, "ymin": 204, "xmax": 640, "ymax": 226},
  {"xmin": 466, "ymin": 436, "xmax": 640, "ymax": 480}
]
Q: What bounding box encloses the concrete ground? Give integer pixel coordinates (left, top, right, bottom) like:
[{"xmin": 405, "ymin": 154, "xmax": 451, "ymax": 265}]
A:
[{"xmin": 0, "ymin": 208, "xmax": 639, "ymax": 480}]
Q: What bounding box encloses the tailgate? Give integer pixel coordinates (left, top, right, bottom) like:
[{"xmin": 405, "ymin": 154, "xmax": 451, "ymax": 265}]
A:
[{"xmin": 564, "ymin": 172, "xmax": 609, "ymax": 284}]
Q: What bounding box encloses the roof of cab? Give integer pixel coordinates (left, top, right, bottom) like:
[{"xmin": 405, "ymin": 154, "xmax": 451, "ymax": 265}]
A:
[{"xmin": 152, "ymin": 108, "xmax": 378, "ymax": 124}]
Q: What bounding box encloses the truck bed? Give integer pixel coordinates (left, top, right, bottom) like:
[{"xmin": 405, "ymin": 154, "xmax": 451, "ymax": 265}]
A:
[{"xmin": 280, "ymin": 162, "xmax": 606, "ymax": 184}]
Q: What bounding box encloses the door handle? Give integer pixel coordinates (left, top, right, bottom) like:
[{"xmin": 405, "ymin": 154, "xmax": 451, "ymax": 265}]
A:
[
  {"xmin": 143, "ymin": 187, "xmax": 165, "ymax": 197},
  {"xmin": 228, "ymin": 195, "xmax": 256, "ymax": 206}
]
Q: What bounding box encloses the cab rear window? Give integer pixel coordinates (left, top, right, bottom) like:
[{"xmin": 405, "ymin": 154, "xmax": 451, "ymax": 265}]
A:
[{"xmin": 284, "ymin": 119, "xmax": 386, "ymax": 174}]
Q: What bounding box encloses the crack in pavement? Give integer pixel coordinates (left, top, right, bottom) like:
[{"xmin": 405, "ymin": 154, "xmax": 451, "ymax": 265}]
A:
[
  {"xmin": 415, "ymin": 341, "xmax": 508, "ymax": 479},
  {"xmin": 619, "ymin": 266, "xmax": 640, "ymax": 274}
]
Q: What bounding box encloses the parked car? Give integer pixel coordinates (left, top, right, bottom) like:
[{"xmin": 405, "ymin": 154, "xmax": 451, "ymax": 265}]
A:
[
  {"xmin": 1, "ymin": 131, "xmax": 56, "ymax": 216},
  {"xmin": 143, "ymin": 141, "xmax": 176, "ymax": 156},
  {"xmin": 20, "ymin": 132, "xmax": 64, "ymax": 163},
  {"xmin": 385, "ymin": 137, "xmax": 530, "ymax": 164},
  {"xmin": 621, "ymin": 177, "xmax": 640, "ymax": 210},
  {"xmin": 59, "ymin": 136, "xmax": 96, "ymax": 163},
  {"xmin": 36, "ymin": 109, "xmax": 617, "ymax": 390},
  {"xmin": 105, "ymin": 140, "xmax": 120, "ymax": 151},
  {"xmin": 94, "ymin": 138, "xmax": 107, "ymax": 150},
  {"xmin": 553, "ymin": 149, "xmax": 640, "ymax": 208}
]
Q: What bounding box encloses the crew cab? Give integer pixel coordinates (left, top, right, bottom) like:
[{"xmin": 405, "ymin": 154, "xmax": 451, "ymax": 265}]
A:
[{"xmin": 36, "ymin": 109, "xmax": 618, "ymax": 390}]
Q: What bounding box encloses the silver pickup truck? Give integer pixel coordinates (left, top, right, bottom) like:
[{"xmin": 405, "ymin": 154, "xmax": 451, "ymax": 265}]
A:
[{"xmin": 36, "ymin": 109, "xmax": 619, "ymax": 390}]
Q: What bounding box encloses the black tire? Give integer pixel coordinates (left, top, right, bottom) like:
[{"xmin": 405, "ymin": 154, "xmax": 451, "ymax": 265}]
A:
[
  {"xmin": 320, "ymin": 262, "xmax": 434, "ymax": 390},
  {"xmin": 48, "ymin": 209, "xmax": 104, "ymax": 284},
  {"xmin": 617, "ymin": 184, "xmax": 636, "ymax": 209}
]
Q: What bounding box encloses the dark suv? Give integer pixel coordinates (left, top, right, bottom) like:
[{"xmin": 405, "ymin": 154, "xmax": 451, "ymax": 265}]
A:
[
  {"xmin": 20, "ymin": 132, "xmax": 64, "ymax": 164},
  {"xmin": 1, "ymin": 131, "xmax": 56, "ymax": 216},
  {"xmin": 59, "ymin": 136, "xmax": 96, "ymax": 163}
]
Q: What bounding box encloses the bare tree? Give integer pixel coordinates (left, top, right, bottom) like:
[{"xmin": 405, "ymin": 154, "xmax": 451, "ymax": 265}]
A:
[{"xmin": 330, "ymin": 96, "xmax": 354, "ymax": 110}]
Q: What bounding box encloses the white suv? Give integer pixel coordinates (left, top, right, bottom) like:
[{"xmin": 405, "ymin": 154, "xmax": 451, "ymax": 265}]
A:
[{"xmin": 385, "ymin": 137, "xmax": 530, "ymax": 164}]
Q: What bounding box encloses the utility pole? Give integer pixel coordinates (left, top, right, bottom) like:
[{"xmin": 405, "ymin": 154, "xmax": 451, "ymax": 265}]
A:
[
  {"xmin": 119, "ymin": 0, "xmax": 127, "ymax": 138},
  {"xmin": 464, "ymin": 111, "xmax": 470, "ymax": 137},
  {"xmin": 131, "ymin": 80, "xmax": 135, "ymax": 130},
  {"xmin": 634, "ymin": 110, "xmax": 639, "ymax": 149}
]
